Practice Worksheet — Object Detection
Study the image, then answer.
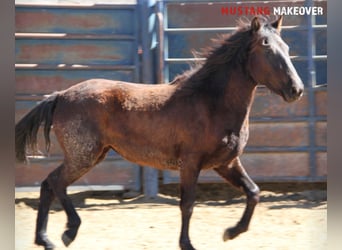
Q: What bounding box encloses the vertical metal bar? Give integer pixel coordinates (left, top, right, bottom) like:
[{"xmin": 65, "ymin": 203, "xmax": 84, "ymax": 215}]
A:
[
  {"xmin": 307, "ymin": 0, "xmax": 317, "ymax": 87},
  {"xmin": 138, "ymin": 0, "xmax": 159, "ymax": 198},
  {"xmin": 306, "ymin": 0, "xmax": 317, "ymax": 181},
  {"xmin": 158, "ymin": 0, "xmax": 172, "ymax": 185},
  {"xmin": 163, "ymin": 2, "xmax": 169, "ymax": 83},
  {"xmin": 133, "ymin": 5, "xmax": 140, "ymax": 83},
  {"xmin": 139, "ymin": 0, "xmax": 156, "ymax": 85},
  {"xmin": 156, "ymin": 0, "xmax": 165, "ymax": 84}
]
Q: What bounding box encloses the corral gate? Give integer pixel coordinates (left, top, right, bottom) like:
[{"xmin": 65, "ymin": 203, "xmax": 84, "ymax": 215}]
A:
[
  {"xmin": 15, "ymin": 0, "xmax": 327, "ymax": 195},
  {"xmin": 15, "ymin": 0, "xmax": 143, "ymax": 191}
]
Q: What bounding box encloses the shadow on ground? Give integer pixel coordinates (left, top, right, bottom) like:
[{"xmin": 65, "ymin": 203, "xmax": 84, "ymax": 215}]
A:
[{"xmin": 15, "ymin": 182, "xmax": 326, "ymax": 212}]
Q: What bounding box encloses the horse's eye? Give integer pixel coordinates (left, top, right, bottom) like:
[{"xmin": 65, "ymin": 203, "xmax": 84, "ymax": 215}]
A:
[{"xmin": 262, "ymin": 38, "xmax": 269, "ymax": 46}]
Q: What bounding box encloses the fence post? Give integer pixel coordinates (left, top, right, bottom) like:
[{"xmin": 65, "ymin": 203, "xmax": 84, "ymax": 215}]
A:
[
  {"xmin": 306, "ymin": 0, "xmax": 318, "ymax": 180},
  {"xmin": 138, "ymin": 0, "xmax": 159, "ymax": 198}
]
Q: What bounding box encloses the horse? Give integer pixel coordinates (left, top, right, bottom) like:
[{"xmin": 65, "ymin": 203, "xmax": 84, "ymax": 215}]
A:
[{"xmin": 15, "ymin": 16, "xmax": 303, "ymax": 250}]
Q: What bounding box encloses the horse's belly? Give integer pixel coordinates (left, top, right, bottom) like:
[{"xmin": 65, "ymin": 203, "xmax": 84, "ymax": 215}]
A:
[{"xmin": 112, "ymin": 143, "xmax": 181, "ymax": 170}]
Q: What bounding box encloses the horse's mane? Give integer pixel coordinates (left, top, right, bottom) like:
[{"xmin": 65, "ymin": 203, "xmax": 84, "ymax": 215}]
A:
[{"xmin": 170, "ymin": 17, "xmax": 272, "ymax": 96}]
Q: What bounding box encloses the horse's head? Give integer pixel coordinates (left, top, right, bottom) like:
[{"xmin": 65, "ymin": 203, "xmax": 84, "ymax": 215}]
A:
[{"xmin": 247, "ymin": 16, "xmax": 304, "ymax": 102}]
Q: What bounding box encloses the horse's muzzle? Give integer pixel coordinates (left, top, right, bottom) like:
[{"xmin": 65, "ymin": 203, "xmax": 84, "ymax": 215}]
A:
[{"xmin": 282, "ymin": 81, "xmax": 304, "ymax": 103}]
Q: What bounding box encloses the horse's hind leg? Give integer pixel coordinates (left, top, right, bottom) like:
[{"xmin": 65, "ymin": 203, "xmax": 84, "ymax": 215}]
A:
[
  {"xmin": 35, "ymin": 179, "xmax": 56, "ymax": 249},
  {"xmin": 35, "ymin": 163, "xmax": 84, "ymax": 249},
  {"xmin": 35, "ymin": 158, "xmax": 99, "ymax": 249},
  {"xmin": 48, "ymin": 164, "xmax": 82, "ymax": 246},
  {"xmin": 47, "ymin": 161, "xmax": 93, "ymax": 247},
  {"xmin": 214, "ymin": 157, "xmax": 260, "ymax": 241}
]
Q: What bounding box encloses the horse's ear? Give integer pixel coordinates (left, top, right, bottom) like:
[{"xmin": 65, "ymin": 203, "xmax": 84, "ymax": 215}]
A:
[
  {"xmin": 271, "ymin": 15, "xmax": 284, "ymax": 32},
  {"xmin": 251, "ymin": 17, "xmax": 261, "ymax": 32}
]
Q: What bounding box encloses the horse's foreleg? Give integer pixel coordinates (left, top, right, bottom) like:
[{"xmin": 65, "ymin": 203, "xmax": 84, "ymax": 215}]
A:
[
  {"xmin": 35, "ymin": 179, "xmax": 56, "ymax": 250},
  {"xmin": 214, "ymin": 157, "xmax": 260, "ymax": 241},
  {"xmin": 179, "ymin": 166, "xmax": 200, "ymax": 250}
]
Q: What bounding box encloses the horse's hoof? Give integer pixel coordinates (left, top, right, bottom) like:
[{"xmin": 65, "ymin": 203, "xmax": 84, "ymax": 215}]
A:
[
  {"xmin": 44, "ymin": 246, "xmax": 55, "ymax": 250},
  {"xmin": 180, "ymin": 246, "xmax": 196, "ymax": 250},
  {"xmin": 35, "ymin": 235, "xmax": 55, "ymax": 249},
  {"xmin": 223, "ymin": 225, "xmax": 247, "ymax": 241},
  {"xmin": 223, "ymin": 227, "xmax": 237, "ymax": 241},
  {"xmin": 62, "ymin": 233, "xmax": 73, "ymax": 247},
  {"xmin": 223, "ymin": 229, "xmax": 231, "ymax": 241}
]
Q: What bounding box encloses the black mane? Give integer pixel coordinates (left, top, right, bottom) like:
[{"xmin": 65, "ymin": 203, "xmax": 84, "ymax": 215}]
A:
[{"xmin": 171, "ymin": 17, "xmax": 275, "ymax": 97}]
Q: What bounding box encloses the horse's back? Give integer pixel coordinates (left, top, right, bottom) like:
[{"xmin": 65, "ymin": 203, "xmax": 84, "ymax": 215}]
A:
[
  {"xmin": 58, "ymin": 78, "xmax": 174, "ymax": 107},
  {"xmin": 58, "ymin": 78, "xmax": 130, "ymax": 101}
]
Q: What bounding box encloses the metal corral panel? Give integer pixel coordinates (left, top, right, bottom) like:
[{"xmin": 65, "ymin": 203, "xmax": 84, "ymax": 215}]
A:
[
  {"xmin": 15, "ymin": 2, "xmax": 141, "ymax": 190},
  {"xmin": 16, "ymin": 7, "xmax": 136, "ymax": 34},
  {"xmin": 161, "ymin": 0, "xmax": 327, "ymax": 183},
  {"xmin": 16, "ymin": 69, "xmax": 135, "ymax": 95},
  {"xmin": 163, "ymin": 0, "xmax": 327, "ymax": 85}
]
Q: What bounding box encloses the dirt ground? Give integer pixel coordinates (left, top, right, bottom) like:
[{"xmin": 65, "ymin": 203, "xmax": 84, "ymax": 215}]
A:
[{"xmin": 15, "ymin": 183, "xmax": 327, "ymax": 250}]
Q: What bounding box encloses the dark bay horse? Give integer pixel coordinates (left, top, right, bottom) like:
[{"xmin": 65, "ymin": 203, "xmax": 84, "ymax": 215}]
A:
[{"xmin": 15, "ymin": 16, "xmax": 303, "ymax": 250}]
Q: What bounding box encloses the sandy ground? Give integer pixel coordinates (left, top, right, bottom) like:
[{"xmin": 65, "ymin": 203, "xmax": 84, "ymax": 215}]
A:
[{"xmin": 15, "ymin": 183, "xmax": 327, "ymax": 250}]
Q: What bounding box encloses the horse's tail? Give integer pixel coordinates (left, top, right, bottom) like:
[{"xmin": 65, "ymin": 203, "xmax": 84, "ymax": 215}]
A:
[{"xmin": 15, "ymin": 93, "xmax": 59, "ymax": 163}]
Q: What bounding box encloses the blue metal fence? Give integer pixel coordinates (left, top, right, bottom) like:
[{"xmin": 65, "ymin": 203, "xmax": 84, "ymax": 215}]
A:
[{"xmin": 15, "ymin": 0, "xmax": 327, "ymax": 196}]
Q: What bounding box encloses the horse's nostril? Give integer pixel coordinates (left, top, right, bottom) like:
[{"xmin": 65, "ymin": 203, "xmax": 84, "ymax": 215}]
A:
[
  {"xmin": 291, "ymin": 86, "xmax": 303, "ymax": 97},
  {"xmin": 298, "ymin": 88, "xmax": 304, "ymax": 97}
]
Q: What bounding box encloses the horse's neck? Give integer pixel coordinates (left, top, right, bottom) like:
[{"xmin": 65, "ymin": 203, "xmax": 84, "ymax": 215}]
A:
[
  {"xmin": 219, "ymin": 68, "xmax": 257, "ymax": 129},
  {"xmin": 225, "ymin": 71, "xmax": 256, "ymax": 110},
  {"xmin": 175, "ymin": 64, "xmax": 257, "ymax": 122}
]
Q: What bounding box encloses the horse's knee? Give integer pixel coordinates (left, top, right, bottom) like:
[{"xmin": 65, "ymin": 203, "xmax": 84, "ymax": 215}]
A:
[
  {"xmin": 244, "ymin": 181, "xmax": 260, "ymax": 205},
  {"xmin": 180, "ymin": 198, "xmax": 195, "ymax": 215},
  {"xmin": 248, "ymin": 185, "xmax": 260, "ymax": 204}
]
